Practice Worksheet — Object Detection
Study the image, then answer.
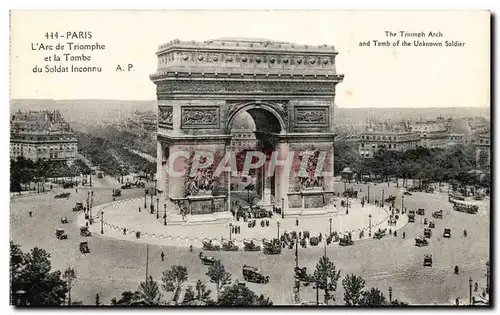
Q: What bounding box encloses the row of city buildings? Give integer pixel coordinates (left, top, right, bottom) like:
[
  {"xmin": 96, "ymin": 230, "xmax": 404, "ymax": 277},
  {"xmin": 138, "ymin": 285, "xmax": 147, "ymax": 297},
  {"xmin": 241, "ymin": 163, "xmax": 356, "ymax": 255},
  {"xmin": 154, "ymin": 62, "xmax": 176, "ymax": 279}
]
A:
[
  {"xmin": 10, "ymin": 110, "xmax": 78, "ymax": 164},
  {"xmin": 343, "ymin": 115, "xmax": 490, "ymax": 166}
]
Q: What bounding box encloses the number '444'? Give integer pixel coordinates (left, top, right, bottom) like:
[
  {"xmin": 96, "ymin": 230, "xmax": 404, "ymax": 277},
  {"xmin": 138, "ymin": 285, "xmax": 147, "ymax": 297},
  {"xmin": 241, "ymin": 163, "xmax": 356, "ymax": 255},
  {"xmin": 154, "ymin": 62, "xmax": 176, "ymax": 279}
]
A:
[{"xmin": 45, "ymin": 32, "xmax": 59, "ymax": 39}]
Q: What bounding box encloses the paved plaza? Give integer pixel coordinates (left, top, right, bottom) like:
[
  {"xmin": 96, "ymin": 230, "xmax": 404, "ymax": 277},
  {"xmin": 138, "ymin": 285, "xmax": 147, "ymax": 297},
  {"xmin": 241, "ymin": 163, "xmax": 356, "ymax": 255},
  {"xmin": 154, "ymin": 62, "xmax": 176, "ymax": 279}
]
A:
[{"xmin": 10, "ymin": 176, "xmax": 490, "ymax": 305}]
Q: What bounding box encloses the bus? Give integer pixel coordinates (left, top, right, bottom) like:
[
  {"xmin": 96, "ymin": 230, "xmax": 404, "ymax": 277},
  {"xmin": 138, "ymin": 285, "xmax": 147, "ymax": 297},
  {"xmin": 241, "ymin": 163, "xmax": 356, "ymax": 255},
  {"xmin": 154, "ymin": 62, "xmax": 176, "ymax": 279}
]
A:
[{"xmin": 453, "ymin": 200, "xmax": 479, "ymax": 214}]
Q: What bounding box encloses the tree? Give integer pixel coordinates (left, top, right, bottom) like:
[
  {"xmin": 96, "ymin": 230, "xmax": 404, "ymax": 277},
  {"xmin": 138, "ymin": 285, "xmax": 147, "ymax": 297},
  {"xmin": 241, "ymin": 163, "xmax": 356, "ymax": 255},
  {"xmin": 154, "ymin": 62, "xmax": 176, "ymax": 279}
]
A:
[
  {"xmin": 183, "ymin": 280, "xmax": 213, "ymax": 305},
  {"xmin": 477, "ymin": 149, "xmax": 490, "ymax": 170},
  {"xmin": 161, "ymin": 265, "xmax": 188, "ymax": 304},
  {"xmin": 313, "ymin": 256, "xmax": 341, "ymax": 304},
  {"xmin": 206, "ymin": 260, "xmax": 232, "ymax": 299},
  {"xmin": 217, "ymin": 281, "xmax": 273, "ymax": 306},
  {"xmin": 10, "ymin": 242, "xmax": 68, "ymax": 306},
  {"xmin": 359, "ymin": 287, "xmax": 387, "ymax": 306},
  {"xmin": 62, "ymin": 267, "xmax": 76, "ymax": 306},
  {"xmin": 136, "ymin": 276, "xmax": 163, "ymax": 305},
  {"xmin": 342, "ymin": 274, "xmax": 366, "ymax": 306},
  {"xmin": 111, "ymin": 291, "xmax": 140, "ymax": 306},
  {"xmin": 390, "ymin": 299, "xmax": 409, "ymax": 306}
]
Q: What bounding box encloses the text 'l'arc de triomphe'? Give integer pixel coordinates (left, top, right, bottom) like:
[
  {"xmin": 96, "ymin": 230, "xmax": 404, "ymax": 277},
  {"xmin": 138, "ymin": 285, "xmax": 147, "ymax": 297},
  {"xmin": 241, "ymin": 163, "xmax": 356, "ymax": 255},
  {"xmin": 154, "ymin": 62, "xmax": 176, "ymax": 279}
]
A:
[{"xmin": 150, "ymin": 38, "xmax": 344, "ymax": 217}]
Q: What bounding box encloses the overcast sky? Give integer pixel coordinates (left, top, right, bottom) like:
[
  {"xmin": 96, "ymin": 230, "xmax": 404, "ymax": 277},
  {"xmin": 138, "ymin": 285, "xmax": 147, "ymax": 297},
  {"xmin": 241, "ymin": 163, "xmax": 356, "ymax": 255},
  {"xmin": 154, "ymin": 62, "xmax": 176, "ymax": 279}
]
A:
[{"xmin": 10, "ymin": 10, "xmax": 490, "ymax": 108}]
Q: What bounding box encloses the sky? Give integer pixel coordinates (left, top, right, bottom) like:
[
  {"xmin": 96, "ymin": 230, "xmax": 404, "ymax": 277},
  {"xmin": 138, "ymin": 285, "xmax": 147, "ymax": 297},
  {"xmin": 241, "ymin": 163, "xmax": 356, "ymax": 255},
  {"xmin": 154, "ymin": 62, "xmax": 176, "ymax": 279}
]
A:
[{"xmin": 10, "ymin": 10, "xmax": 490, "ymax": 108}]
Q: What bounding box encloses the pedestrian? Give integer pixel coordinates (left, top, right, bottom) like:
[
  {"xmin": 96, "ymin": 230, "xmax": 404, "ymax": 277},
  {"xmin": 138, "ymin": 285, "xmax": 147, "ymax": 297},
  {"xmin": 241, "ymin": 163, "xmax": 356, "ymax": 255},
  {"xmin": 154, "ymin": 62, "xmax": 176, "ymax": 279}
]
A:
[
  {"xmin": 402, "ymin": 231, "xmax": 405, "ymax": 239},
  {"xmin": 139, "ymin": 207, "xmax": 141, "ymax": 212},
  {"xmin": 296, "ymin": 218, "xmax": 299, "ymax": 226},
  {"xmin": 29, "ymin": 211, "xmax": 32, "ymax": 217},
  {"xmin": 161, "ymin": 251, "xmax": 165, "ymax": 261}
]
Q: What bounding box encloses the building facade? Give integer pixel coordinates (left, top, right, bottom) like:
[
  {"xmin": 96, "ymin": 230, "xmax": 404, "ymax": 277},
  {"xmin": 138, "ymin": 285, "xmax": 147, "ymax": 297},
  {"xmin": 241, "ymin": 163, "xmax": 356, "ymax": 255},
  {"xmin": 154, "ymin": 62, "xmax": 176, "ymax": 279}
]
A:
[
  {"xmin": 10, "ymin": 110, "xmax": 78, "ymax": 164},
  {"xmin": 358, "ymin": 131, "xmax": 420, "ymax": 158}
]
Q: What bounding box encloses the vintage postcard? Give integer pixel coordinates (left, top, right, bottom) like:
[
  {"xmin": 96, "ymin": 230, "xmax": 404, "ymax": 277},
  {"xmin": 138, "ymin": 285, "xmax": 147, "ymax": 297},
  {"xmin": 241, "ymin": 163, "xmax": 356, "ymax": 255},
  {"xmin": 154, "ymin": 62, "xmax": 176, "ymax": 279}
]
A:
[{"xmin": 9, "ymin": 10, "xmax": 491, "ymax": 307}]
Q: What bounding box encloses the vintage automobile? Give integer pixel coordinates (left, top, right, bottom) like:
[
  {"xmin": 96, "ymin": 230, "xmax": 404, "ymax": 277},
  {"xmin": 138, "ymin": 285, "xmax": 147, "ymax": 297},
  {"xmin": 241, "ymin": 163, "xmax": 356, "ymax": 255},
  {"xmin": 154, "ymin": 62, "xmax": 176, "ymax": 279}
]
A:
[
  {"xmin": 408, "ymin": 212, "xmax": 415, "ymax": 223},
  {"xmin": 62, "ymin": 182, "xmax": 74, "ymax": 189},
  {"xmin": 326, "ymin": 233, "xmax": 340, "ymax": 245},
  {"xmin": 80, "ymin": 226, "xmax": 92, "ymax": 237},
  {"xmin": 415, "ymin": 236, "xmax": 429, "ymax": 247},
  {"xmin": 343, "ymin": 189, "xmax": 358, "ymax": 198},
  {"xmin": 54, "ymin": 192, "xmax": 71, "ymax": 199},
  {"xmin": 121, "ymin": 182, "xmax": 134, "ymax": 189},
  {"xmin": 309, "ymin": 236, "xmax": 320, "ymax": 246},
  {"xmin": 373, "ymin": 229, "xmax": 387, "ymax": 240},
  {"xmin": 73, "ymin": 202, "xmax": 84, "ymax": 211},
  {"xmin": 443, "ymin": 228, "xmax": 451, "ymax": 238},
  {"xmin": 55, "ymin": 228, "xmax": 68, "ymax": 240},
  {"xmin": 294, "ymin": 267, "xmax": 311, "ymax": 285},
  {"xmin": 385, "ymin": 195, "xmax": 396, "ymax": 203},
  {"xmin": 242, "ymin": 265, "xmax": 269, "ymax": 284},
  {"xmin": 403, "ymin": 191, "xmax": 412, "ymax": 196},
  {"xmin": 339, "ymin": 235, "xmax": 354, "ymax": 247},
  {"xmin": 423, "ymin": 254, "xmax": 433, "ymax": 267},
  {"xmin": 453, "ymin": 201, "xmax": 479, "ymax": 214},
  {"xmin": 417, "ymin": 208, "xmax": 425, "ymax": 216},
  {"xmin": 263, "ymin": 238, "xmax": 281, "ymax": 255},
  {"xmin": 112, "ymin": 189, "xmax": 121, "ymax": 197},
  {"xmin": 424, "ymin": 228, "xmax": 432, "ymax": 238},
  {"xmin": 97, "ymin": 173, "xmax": 103, "ymax": 179},
  {"xmin": 135, "ymin": 181, "xmax": 146, "ymax": 188},
  {"xmin": 202, "ymin": 240, "xmax": 221, "ymax": 251},
  {"xmin": 243, "ymin": 240, "xmax": 261, "ymax": 252},
  {"xmin": 79, "ymin": 241, "xmax": 90, "ymax": 254},
  {"xmin": 199, "ymin": 252, "xmax": 216, "ymax": 265},
  {"xmin": 222, "ymin": 240, "xmax": 239, "ymax": 252},
  {"xmin": 428, "ymin": 221, "xmax": 435, "ymax": 228},
  {"xmin": 432, "ymin": 210, "xmax": 443, "ymax": 219},
  {"xmin": 60, "ymin": 216, "xmax": 68, "ymax": 224}
]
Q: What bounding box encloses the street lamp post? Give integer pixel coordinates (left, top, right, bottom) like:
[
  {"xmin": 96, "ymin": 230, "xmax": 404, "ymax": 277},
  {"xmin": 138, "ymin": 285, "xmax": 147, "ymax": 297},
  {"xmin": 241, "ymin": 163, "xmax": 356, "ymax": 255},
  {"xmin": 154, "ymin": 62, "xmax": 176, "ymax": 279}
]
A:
[
  {"xmin": 389, "ymin": 286, "xmax": 393, "ymax": 303},
  {"xmin": 156, "ymin": 198, "xmax": 159, "ymax": 219},
  {"xmin": 150, "ymin": 194, "xmax": 154, "ymax": 213},
  {"xmin": 295, "ymin": 235, "xmax": 299, "ymax": 268},
  {"xmin": 229, "ymin": 223, "xmax": 233, "ymax": 241},
  {"xmin": 469, "ymin": 278, "xmax": 473, "ymax": 305},
  {"xmin": 368, "ymin": 214, "xmax": 372, "ymax": 237},
  {"xmin": 100, "ymin": 211, "xmax": 104, "ymax": 234},
  {"xmin": 382, "ymin": 189, "xmax": 385, "ymax": 208},
  {"xmin": 402, "ymin": 195, "xmax": 405, "ymax": 214},
  {"xmin": 368, "ymin": 185, "xmax": 371, "ymax": 204},
  {"xmin": 281, "ymin": 198, "xmax": 285, "ymax": 219},
  {"xmin": 329, "ymin": 218, "xmax": 332, "ymax": 236},
  {"xmin": 144, "ymin": 189, "xmax": 147, "ymax": 209},
  {"xmin": 277, "ymin": 221, "xmax": 280, "ymax": 240},
  {"xmin": 163, "ymin": 203, "xmax": 167, "ymax": 226}
]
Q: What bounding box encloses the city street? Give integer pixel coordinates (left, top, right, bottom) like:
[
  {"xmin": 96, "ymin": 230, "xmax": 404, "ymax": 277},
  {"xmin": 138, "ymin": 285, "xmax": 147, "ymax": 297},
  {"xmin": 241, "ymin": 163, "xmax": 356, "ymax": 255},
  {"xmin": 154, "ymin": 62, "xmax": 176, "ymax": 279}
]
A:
[{"xmin": 10, "ymin": 176, "xmax": 490, "ymax": 305}]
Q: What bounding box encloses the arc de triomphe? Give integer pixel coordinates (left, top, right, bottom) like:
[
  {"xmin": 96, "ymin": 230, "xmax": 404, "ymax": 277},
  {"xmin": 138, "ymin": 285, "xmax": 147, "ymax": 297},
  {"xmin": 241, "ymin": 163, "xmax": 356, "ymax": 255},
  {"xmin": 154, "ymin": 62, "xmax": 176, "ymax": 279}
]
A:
[{"xmin": 150, "ymin": 38, "xmax": 344, "ymax": 216}]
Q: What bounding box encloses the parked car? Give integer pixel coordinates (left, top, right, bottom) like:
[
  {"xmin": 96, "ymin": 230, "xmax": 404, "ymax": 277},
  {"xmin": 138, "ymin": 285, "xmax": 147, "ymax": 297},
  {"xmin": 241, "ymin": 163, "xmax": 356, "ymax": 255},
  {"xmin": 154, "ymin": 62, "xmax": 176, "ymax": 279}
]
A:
[
  {"xmin": 443, "ymin": 228, "xmax": 451, "ymax": 238},
  {"xmin": 242, "ymin": 265, "xmax": 269, "ymax": 284},
  {"xmin": 55, "ymin": 228, "xmax": 68, "ymax": 240},
  {"xmin": 423, "ymin": 254, "xmax": 433, "ymax": 267}
]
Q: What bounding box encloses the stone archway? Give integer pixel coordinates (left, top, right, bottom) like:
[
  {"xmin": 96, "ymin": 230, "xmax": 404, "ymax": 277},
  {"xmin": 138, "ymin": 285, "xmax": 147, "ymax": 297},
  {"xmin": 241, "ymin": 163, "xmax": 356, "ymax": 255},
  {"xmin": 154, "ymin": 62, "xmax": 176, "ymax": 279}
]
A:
[
  {"xmin": 151, "ymin": 38, "xmax": 344, "ymax": 216},
  {"xmin": 226, "ymin": 102, "xmax": 285, "ymax": 208}
]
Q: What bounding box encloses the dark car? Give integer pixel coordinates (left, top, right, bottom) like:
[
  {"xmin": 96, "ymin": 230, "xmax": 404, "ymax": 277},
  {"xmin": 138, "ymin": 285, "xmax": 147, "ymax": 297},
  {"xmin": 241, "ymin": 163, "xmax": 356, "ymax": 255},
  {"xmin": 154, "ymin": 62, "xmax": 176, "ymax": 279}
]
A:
[
  {"xmin": 423, "ymin": 254, "xmax": 433, "ymax": 267},
  {"xmin": 443, "ymin": 228, "xmax": 451, "ymax": 238},
  {"xmin": 242, "ymin": 265, "xmax": 269, "ymax": 284}
]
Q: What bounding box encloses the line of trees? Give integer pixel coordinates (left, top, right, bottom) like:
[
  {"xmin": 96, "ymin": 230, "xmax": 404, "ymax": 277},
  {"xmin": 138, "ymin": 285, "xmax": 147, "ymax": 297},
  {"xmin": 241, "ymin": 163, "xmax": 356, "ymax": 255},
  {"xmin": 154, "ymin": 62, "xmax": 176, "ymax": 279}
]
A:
[
  {"xmin": 10, "ymin": 157, "xmax": 89, "ymax": 193},
  {"xmin": 75, "ymin": 132, "xmax": 155, "ymax": 178},
  {"xmin": 110, "ymin": 259, "xmax": 271, "ymax": 306},
  {"xmin": 335, "ymin": 141, "xmax": 490, "ymax": 190}
]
